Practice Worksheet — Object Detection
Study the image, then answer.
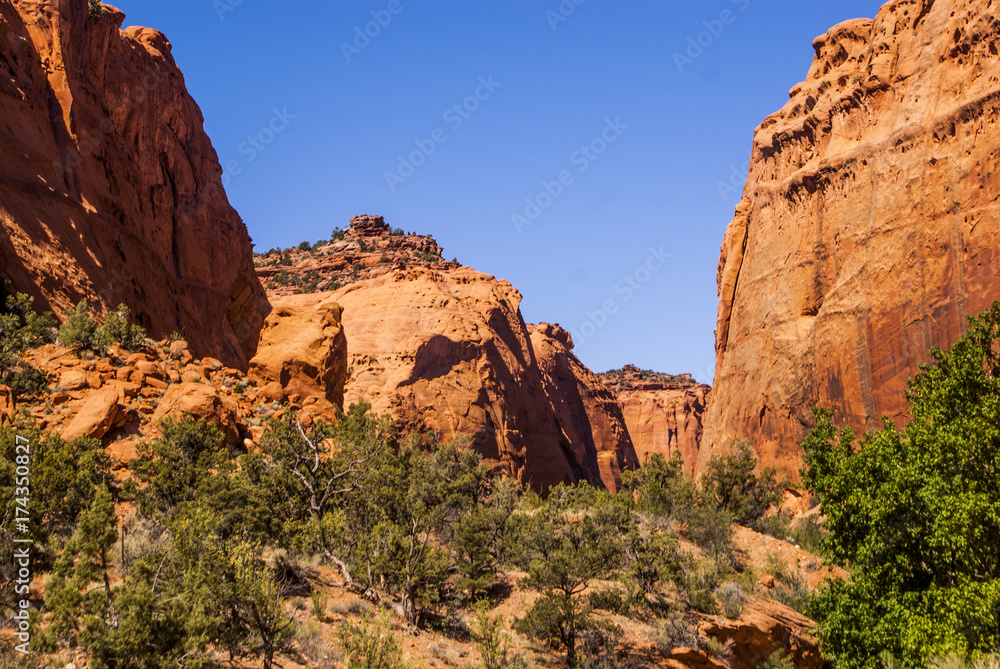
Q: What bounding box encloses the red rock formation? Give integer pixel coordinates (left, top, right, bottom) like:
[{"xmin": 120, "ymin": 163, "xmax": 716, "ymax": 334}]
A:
[
  {"xmin": 256, "ymin": 218, "xmax": 644, "ymax": 491},
  {"xmin": 699, "ymin": 600, "xmax": 825, "ymax": 669},
  {"xmin": 701, "ymin": 0, "xmax": 1000, "ymax": 477},
  {"xmin": 255, "ymin": 215, "xmax": 458, "ymax": 296},
  {"xmin": 330, "ymin": 267, "xmax": 591, "ymax": 490},
  {"xmin": 617, "ymin": 384, "xmax": 710, "ymax": 478},
  {"xmin": 249, "ymin": 292, "xmax": 347, "ymax": 413},
  {"xmin": 528, "ymin": 323, "xmax": 639, "ymax": 491},
  {"xmin": 0, "ymin": 0, "xmax": 269, "ymax": 369}
]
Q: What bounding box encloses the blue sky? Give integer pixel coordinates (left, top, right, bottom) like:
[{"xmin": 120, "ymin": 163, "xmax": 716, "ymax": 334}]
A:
[{"xmin": 111, "ymin": 0, "xmax": 882, "ymax": 382}]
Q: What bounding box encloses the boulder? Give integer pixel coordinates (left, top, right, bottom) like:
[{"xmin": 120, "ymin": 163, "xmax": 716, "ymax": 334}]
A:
[
  {"xmin": 61, "ymin": 387, "xmax": 123, "ymax": 442},
  {"xmin": 58, "ymin": 369, "xmax": 89, "ymax": 392},
  {"xmin": 249, "ymin": 293, "xmax": 348, "ymax": 408},
  {"xmin": 151, "ymin": 382, "xmax": 240, "ymax": 445},
  {"xmin": 700, "ymin": 600, "xmax": 825, "ymax": 669}
]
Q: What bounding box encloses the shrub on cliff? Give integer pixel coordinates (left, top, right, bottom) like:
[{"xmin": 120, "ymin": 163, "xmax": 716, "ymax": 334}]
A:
[
  {"xmin": 58, "ymin": 301, "xmax": 103, "ymax": 352},
  {"xmin": 99, "ymin": 303, "xmax": 147, "ymax": 351},
  {"xmin": 58, "ymin": 301, "xmax": 147, "ymax": 354},
  {"xmin": 0, "ymin": 290, "xmax": 56, "ymax": 396},
  {"xmin": 803, "ymin": 303, "xmax": 1000, "ymax": 668}
]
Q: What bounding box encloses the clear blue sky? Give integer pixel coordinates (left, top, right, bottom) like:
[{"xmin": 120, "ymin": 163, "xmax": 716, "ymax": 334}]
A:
[{"xmin": 111, "ymin": 0, "xmax": 881, "ymax": 383}]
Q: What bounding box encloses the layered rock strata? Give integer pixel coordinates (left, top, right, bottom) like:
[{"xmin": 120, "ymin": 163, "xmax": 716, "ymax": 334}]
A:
[{"xmin": 702, "ymin": 0, "xmax": 1000, "ymax": 476}]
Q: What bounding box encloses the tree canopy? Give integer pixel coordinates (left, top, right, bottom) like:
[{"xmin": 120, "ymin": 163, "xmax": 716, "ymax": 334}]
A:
[{"xmin": 803, "ymin": 303, "xmax": 1000, "ymax": 668}]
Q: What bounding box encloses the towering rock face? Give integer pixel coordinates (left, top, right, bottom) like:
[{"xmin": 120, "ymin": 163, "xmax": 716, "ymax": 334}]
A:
[
  {"xmin": 0, "ymin": 0, "xmax": 269, "ymax": 369},
  {"xmin": 332, "ymin": 266, "xmax": 589, "ymax": 490},
  {"xmin": 617, "ymin": 384, "xmax": 710, "ymax": 477},
  {"xmin": 701, "ymin": 0, "xmax": 1000, "ymax": 477},
  {"xmin": 528, "ymin": 323, "xmax": 639, "ymax": 491}
]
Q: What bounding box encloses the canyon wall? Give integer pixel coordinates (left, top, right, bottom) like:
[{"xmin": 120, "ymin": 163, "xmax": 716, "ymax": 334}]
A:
[
  {"xmin": 528, "ymin": 323, "xmax": 639, "ymax": 491},
  {"xmin": 0, "ymin": 0, "xmax": 269, "ymax": 368},
  {"xmin": 701, "ymin": 0, "xmax": 1000, "ymax": 476},
  {"xmin": 331, "ymin": 266, "xmax": 590, "ymax": 491},
  {"xmin": 618, "ymin": 384, "xmax": 710, "ymax": 477}
]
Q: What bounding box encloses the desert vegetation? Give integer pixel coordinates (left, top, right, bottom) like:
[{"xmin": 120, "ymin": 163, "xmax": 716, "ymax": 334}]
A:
[
  {"xmin": 0, "ymin": 382, "xmax": 800, "ymax": 666},
  {"xmin": 801, "ymin": 304, "xmax": 1000, "ymax": 668}
]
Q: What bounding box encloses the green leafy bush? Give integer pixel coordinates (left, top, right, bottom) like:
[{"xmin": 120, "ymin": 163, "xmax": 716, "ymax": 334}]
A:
[
  {"xmin": 88, "ymin": 0, "xmax": 107, "ymax": 19},
  {"xmin": 58, "ymin": 301, "xmax": 102, "ymax": 351},
  {"xmin": 621, "ymin": 451, "xmax": 695, "ymax": 525},
  {"xmin": 685, "ymin": 503, "xmax": 734, "ymax": 560},
  {"xmin": 98, "ymin": 303, "xmax": 147, "ymax": 351},
  {"xmin": 338, "ymin": 610, "xmax": 411, "ymax": 669},
  {"xmin": 0, "ymin": 290, "xmax": 56, "ymax": 396},
  {"xmin": 702, "ymin": 440, "xmax": 786, "ymax": 526},
  {"xmin": 803, "ymin": 303, "xmax": 1000, "ymax": 667}
]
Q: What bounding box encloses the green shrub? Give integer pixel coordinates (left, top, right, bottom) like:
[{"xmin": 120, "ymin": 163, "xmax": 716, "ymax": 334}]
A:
[
  {"xmin": 622, "ymin": 451, "xmax": 695, "ymax": 525},
  {"xmin": 702, "ymin": 440, "xmax": 786, "ymax": 526},
  {"xmin": 5, "ymin": 364, "xmax": 48, "ymax": 398},
  {"xmin": 0, "ymin": 290, "xmax": 56, "ymax": 396},
  {"xmin": 760, "ymin": 650, "xmax": 796, "ymax": 669},
  {"xmin": 790, "ymin": 514, "xmax": 827, "ymax": 554},
  {"xmin": 654, "ymin": 612, "xmax": 703, "ymax": 654},
  {"xmin": 471, "ymin": 599, "xmax": 518, "ymax": 669},
  {"xmin": 58, "ymin": 301, "xmax": 104, "ymax": 352},
  {"xmin": 98, "ymin": 303, "xmax": 147, "ymax": 351},
  {"xmin": 88, "ymin": 0, "xmax": 107, "ymax": 19},
  {"xmin": 685, "ymin": 503, "xmax": 734, "ymax": 560},
  {"xmin": 772, "ymin": 568, "xmax": 809, "ymax": 614},
  {"xmin": 338, "ymin": 610, "xmax": 411, "ymax": 669},
  {"xmin": 754, "ymin": 513, "xmax": 793, "ymax": 542},
  {"xmin": 802, "ymin": 305, "xmax": 1000, "ymax": 667},
  {"xmin": 715, "ymin": 582, "xmax": 746, "ymax": 619}
]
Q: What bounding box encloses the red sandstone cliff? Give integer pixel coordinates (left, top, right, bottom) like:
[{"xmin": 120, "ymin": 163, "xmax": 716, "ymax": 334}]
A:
[
  {"xmin": 0, "ymin": 0, "xmax": 269, "ymax": 369},
  {"xmin": 528, "ymin": 323, "xmax": 639, "ymax": 491},
  {"xmin": 254, "ymin": 217, "xmax": 645, "ymax": 490},
  {"xmin": 701, "ymin": 0, "xmax": 1000, "ymax": 476},
  {"xmin": 617, "ymin": 385, "xmax": 710, "ymax": 478}
]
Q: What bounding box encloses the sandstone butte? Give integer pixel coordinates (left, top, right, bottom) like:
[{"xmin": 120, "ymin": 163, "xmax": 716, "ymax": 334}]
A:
[
  {"xmin": 0, "ymin": 0, "xmax": 269, "ymax": 370},
  {"xmin": 254, "ymin": 216, "xmax": 710, "ymax": 492},
  {"xmin": 329, "ymin": 263, "xmax": 607, "ymax": 492},
  {"xmin": 701, "ymin": 0, "xmax": 1000, "ymax": 478}
]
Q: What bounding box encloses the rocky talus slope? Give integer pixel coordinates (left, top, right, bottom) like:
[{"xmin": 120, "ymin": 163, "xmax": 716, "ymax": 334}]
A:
[
  {"xmin": 0, "ymin": 0, "xmax": 269, "ymax": 369},
  {"xmin": 702, "ymin": 0, "xmax": 1000, "ymax": 477}
]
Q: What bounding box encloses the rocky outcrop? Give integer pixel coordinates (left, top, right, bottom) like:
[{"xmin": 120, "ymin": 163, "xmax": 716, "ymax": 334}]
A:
[
  {"xmin": 151, "ymin": 381, "xmax": 240, "ymax": 445},
  {"xmin": 701, "ymin": 0, "xmax": 1000, "ymax": 477},
  {"xmin": 257, "ymin": 218, "xmax": 644, "ymax": 491},
  {"xmin": 0, "ymin": 0, "xmax": 269, "ymax": 369},
  {"xmin": 699, "ymin": 600, "xmax": 825, "ymax": 669},
  {"xmin": 528, "ymin": 323, "xmax": 639, "ymax": 491},
  {"xmin": 249, "ymin": 293, "xmax": 347, "ymax": 413},
  {"xmin": 617, "ymin": 384, "xmax": 710, "ymax": 477},
  {"xmin": 331, "ymin": 267, "xmax": 590, "ymax": 490},
  {"xmin": 61, "ymin": 384, "xmax": 125, "ymax": 442},
  {"xmin": 255, "ymin": 214, "xmax": 458, "ymax": 297}
]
